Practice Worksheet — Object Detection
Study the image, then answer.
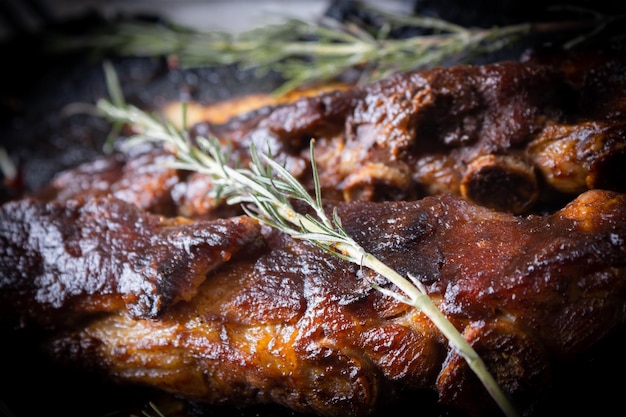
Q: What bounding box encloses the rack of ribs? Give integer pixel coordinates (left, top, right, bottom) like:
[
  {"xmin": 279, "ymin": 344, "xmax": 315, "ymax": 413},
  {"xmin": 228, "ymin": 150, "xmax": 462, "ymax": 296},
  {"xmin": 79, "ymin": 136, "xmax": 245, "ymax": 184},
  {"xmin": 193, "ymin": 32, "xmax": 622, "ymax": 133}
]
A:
[
  {"xmin": 1, "ymin": 46, "xmax": 626, "ymax": 417},
  {"xmin": 185, "ymin": 48, "xmax": 626, "ymax": 215},
  {"xmin": 1, "ymin": 187, "xmax": 626, "ymax": 416}
]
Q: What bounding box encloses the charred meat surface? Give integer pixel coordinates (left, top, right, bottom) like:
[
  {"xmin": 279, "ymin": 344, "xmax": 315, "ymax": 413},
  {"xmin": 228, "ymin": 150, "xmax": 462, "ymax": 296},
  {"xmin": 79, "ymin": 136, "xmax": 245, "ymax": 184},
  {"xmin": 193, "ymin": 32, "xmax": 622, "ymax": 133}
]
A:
[
  {"xmin": 189, "ymin": 48, "xmax": 626, "ymax": 214},
  {"xmin": 2, "ymin": 189, "xmax": 625, "ymax": 417},
  {"xmin": 0, "ymin": 196, "xmax": 264, "ymax": 325}
]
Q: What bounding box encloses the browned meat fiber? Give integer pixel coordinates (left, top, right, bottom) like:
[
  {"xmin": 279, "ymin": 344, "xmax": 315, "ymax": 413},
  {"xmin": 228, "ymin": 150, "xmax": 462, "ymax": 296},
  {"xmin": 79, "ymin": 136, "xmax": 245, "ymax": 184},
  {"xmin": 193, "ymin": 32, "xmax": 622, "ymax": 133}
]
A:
[
  {"xmin": 189, "ymin": 48, "xmax": 626, "ymax": 215},
  {"xmin": 1, "ymin": 188, "xmax": 626, "ymax": 417}
]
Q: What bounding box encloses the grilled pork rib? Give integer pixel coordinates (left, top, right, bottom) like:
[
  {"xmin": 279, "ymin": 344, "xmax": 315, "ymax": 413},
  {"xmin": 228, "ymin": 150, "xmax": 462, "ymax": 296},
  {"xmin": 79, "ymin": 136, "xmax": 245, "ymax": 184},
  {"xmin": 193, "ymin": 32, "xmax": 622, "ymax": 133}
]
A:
[
  {"xmin": 2, "ymin": 47, "xmax": 626, "ymax": 417},
  {"xmin": 188, "ymin": 49, "xmax": 626, "ymax": 214},
  {"xmin": 29, "ymin": 50, "xmax": 626, "ymax": 221},
  {"xmin": 2, "ymin": 189, "xmax": 626, "ymax": 417}
]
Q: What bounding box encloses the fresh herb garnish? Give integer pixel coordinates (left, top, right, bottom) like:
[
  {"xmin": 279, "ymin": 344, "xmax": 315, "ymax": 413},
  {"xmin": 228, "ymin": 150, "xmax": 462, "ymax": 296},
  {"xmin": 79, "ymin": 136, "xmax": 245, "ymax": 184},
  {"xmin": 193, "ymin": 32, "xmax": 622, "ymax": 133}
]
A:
[{"xmin": 50, "ymin": 3, "xmax": 621, "ymax": 96}]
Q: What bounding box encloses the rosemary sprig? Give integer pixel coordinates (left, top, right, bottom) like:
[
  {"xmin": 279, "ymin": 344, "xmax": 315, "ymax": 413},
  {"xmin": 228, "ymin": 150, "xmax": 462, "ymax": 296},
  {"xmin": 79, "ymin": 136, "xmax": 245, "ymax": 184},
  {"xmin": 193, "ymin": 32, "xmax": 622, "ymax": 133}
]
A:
[
  {"xmin": 49, "ymin": 3, "xmax": 619, "ymax": 96},
  {"xmin": 0, "ymin": 147, "xmax": 17, "ymax": 183},
  {"xmin": 141, "ymin": 401, "xmax": 167, "ymax": 417},
  {"xmin": 96, "ymin": 98, "xmax": 520, "ymax": 417}
]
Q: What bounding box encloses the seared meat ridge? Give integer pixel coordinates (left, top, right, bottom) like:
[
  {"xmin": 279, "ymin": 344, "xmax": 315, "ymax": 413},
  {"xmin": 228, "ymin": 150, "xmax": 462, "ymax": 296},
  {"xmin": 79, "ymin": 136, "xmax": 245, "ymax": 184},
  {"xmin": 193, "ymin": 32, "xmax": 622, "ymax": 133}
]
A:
[
  {"xmin": 31, "ymin": 50, "xmax": 626, "ymax": 221},
  {"xmin": 1, "ymin": 190, "xmax": 625, "ymax": 417},
  {"xmin": 0, "ymin": 196, "xmax": 264, "ymax": 326},
  {"xmin": 195, "ymin": 48, "xmax": 626, "ymax": 214}
]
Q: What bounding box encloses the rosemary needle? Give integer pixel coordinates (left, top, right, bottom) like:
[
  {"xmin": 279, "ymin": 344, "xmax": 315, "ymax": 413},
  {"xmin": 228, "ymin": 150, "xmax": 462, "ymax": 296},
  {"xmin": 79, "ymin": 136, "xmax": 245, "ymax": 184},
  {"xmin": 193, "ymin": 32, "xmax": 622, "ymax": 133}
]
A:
[{"xmin": 96, "ymin": 98, "xmax": 520, "ymax": 417}]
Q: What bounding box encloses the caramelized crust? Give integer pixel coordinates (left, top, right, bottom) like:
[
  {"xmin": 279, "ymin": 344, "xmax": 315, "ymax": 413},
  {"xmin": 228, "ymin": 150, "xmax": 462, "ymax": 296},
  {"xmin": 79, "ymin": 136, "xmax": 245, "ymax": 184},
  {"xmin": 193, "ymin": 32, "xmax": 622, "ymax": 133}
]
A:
[
  {"xmin": 187, "ymin": 49, "xmax": 626, "ymax": 214},
  {"xmin": 30, "ymin": 50, "xmax": 626, "ymax": 220},
  {"xmin": 2, "ymin": 190, "xmax": 625, "ymax": 416},
  {"xmin": 0, "ymin": 196, "xmax": 264, "ymax": 325}
]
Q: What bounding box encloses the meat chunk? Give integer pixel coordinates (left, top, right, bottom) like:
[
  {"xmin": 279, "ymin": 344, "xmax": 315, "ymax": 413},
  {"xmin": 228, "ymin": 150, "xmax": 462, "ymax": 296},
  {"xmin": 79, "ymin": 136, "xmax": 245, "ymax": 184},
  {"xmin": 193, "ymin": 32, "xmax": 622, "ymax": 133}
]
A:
[
  {"xmin": 33, "ymin": 148, "xmax": 242, "ymax": 220},
  {"xmin": 30, "ymin": 50, "xmax": 626, "ymax": 220},
  {"xmin": 2, "ymin": 190, "xmax": 625, "ymax": 417},
  {"xmin": 187, "ymin": 48, "xmax": 626, "ymax": 214},
  {"xmin": 0, "ymin": 196, "xmax": 264, "ymax": 325}
]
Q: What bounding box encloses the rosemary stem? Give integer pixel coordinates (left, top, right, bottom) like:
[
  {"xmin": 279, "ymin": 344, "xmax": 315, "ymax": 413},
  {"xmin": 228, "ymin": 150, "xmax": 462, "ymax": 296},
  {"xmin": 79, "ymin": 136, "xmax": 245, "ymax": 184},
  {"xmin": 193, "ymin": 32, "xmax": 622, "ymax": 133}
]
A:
[{"xmin": 281, "ymin": 41, "xmax": 375, "ymax": 57}]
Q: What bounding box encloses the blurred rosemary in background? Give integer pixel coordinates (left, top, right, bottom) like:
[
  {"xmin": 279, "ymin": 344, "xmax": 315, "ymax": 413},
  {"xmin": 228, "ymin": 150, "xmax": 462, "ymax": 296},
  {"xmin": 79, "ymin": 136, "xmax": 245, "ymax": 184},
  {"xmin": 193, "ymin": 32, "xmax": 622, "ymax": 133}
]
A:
[{"xmin": 48, "ymin": 2, "xmax": 624, "ymax": 95}]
